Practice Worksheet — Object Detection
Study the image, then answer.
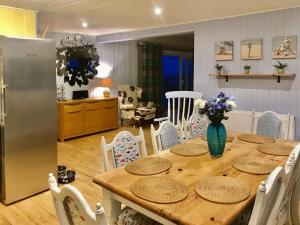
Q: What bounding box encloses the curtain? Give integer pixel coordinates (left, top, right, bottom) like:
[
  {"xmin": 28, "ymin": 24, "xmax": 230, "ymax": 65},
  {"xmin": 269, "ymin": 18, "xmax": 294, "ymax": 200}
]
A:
[{"xmin": 138, "ymin": 42, "xmax": 162, "ymax": 105}]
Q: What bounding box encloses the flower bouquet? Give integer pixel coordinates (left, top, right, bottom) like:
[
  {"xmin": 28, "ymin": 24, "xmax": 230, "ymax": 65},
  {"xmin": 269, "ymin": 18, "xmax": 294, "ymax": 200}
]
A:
[{"xmin": 195, "ymin": 92, "xmax": 236, "ymax": 157}]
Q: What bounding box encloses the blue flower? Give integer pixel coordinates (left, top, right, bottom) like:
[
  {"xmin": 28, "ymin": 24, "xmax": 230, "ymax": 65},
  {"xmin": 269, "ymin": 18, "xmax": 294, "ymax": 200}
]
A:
[
  {"xmin": 217, "ymin": 92, "xmax": 225, "ymax": 98},
  {"xmin": 198, "ymin": 92, "xmax": 236, "ymax": 123}
]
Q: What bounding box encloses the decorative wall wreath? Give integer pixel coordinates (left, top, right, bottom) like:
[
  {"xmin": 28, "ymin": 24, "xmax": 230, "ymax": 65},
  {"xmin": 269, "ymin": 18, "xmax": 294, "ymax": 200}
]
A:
[{"xmin": 56, "ymin": 34, "xmax": 99, "ymax": 87}]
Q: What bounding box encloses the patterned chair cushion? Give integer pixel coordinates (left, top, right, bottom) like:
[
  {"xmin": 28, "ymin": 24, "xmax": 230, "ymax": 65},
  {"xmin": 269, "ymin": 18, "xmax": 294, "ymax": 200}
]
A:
[
  {"xmin": 160, "ymin": 122, "xmax": 181, "ymax": 150},
  {"xmin": 136, "ymin": 107, "xmax": 156, "ymax": 116},
  {"xmin": 120, "ymin": 104, "xmax": 136, "ymax": 110},
  {"xmin": 189, "ymin": 112, "xmax": 208, "ymax": 138},
  {"xmin": 121, "ymin": 110, "xmax": 136, "ymax": 120},
  {"xmin": 113, "ymin": 132, "xmax": 140, "ymax": 168},
  {"xmin": 256, "ymin": 112, "xmax": 282, "ymax": 138},
  {"xmin": 63, "ymin": 196, "xmax": 87, "ymax": 225},
  {"xmin": 117, "ymin": 207, "xmax": 161, "ymax": 225}
]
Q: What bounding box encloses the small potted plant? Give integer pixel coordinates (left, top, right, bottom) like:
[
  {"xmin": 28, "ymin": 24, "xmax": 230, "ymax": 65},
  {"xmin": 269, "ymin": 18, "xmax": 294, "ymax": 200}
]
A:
[
  {"xmin": 215, "ymin": 63, "xmax": 224, "ymax": 75},
  {"xmin": 244, "ymin": 65, "xmax": 251, "ymax": 74},
  {"xmin": 273, "ymin": 61, "xmax": 288, "ymax": 74}
]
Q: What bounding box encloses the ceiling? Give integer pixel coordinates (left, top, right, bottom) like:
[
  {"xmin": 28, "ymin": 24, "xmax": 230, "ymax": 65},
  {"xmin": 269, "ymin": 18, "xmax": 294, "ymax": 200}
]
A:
[{"xmin": 0, "ymin": 0, "xmax": 300, "ymax": 36}]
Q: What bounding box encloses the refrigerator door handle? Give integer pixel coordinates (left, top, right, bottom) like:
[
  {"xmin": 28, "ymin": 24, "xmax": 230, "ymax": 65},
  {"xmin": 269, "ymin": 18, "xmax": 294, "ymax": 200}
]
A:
[
  {"xmin": 0, "ymin": 86, "xmax": 2, "ymax": 126},
  {"xmin": 0, "ymin": 84, "xmax": 7, "ymax": 125},
  {"xmin": 2, "ymin": 84, "xmax": 7, "ymax": 118}
]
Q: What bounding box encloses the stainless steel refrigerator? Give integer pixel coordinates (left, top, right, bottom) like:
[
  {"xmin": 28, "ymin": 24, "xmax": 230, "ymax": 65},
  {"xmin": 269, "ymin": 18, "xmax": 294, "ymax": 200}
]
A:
[{"xmin": 0, "ymin": 36, "xmax": 57, "ymax": 204}]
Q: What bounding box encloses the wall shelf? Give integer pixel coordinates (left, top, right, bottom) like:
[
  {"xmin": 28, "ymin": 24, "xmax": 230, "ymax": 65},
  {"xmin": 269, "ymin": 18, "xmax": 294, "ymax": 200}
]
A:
[{"xmin": 209, "ymin": 73, "xmax": 296, "ymax": 83}]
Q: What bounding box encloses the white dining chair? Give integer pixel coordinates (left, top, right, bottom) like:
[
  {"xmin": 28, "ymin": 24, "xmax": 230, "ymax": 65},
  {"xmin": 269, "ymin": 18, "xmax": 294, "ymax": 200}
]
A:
[
  {"xmin": 241, "ymin": 144, "xmax": 300, "ymax": 225},
  {"xmin": 223, "ymin": 109, "xmax": 255, "ymax": 134},
  {"xmin": 284, "ymin": 144, "xmax": 300, "ymax": 225},
  {"xmin": 101, "ymin": 128, "xmax": 147, "ymax": 172},
  {"xmin": 248, "ymin": 166, "xmax": 286, "ymax": 225},
  {"xmin": 253, "ymin": 111, "xmax": 294, "ymax": 140},
  {"xmin": 48, "ymin": 173, "xmax": 107, "ymax": 225},
  {"xmin": 155, "ymin": 91, "xmax": 203, "ymax": 125},
  {"xmin": 185, "ymin": 110, "xmax": 208, "ymax": 139},
  {"xmin": 151, "ymin": 121, "xmax": 181, "ymax": 153},
  {"xmin": 101, "ymin": 129, "xmax": 160, "ymax": 225},
  {"xmin": 256, "ymin": 111, "xmax": 282, "ymax": 138}
]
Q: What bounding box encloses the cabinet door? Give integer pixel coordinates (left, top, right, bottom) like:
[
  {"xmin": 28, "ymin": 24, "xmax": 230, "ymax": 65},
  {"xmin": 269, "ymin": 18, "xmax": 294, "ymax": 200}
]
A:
[
  {"xmin": 64, "ymin": 111, "xmax": 84, "ymax": 137},
  {"xmin": 99, "ymin": 104, "xmax": 118, "ymax": 130},
  {"xmin": 83, "ymin": 109, "xmax": 102, "ymax": 132}
]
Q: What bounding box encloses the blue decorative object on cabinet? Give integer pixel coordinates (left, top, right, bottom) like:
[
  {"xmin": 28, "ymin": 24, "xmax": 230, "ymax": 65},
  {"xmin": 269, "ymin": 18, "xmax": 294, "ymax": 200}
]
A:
[{"xmin": 207, "ymin": 123, "xmax": 227, "ymax": 158}]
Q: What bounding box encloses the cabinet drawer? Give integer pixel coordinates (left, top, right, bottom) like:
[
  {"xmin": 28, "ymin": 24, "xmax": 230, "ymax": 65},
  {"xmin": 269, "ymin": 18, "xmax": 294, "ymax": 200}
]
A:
[
  {"xmin": 84, "ymin": 101, "xmax": 102, "ymax": 110},
  {"xmin": 99, "ymin": 99, "xmax": 117, "ymax": 109},
  {"xmin": 64, "ymin": 103, "xmax": 83, "ymax": 113}
]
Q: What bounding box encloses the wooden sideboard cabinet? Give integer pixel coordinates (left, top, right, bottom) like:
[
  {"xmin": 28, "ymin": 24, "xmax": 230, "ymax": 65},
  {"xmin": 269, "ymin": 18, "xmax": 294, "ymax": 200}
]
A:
[{"xmin": 57, "ymin": 97, "xmax": 118, "ymax": 141}]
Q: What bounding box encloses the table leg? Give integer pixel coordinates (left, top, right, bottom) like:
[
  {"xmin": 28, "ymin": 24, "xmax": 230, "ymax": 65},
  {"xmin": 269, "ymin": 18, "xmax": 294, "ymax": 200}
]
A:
[{"xmin": 102, "ymin": 188, "xmax": 122, "ymax": 225}]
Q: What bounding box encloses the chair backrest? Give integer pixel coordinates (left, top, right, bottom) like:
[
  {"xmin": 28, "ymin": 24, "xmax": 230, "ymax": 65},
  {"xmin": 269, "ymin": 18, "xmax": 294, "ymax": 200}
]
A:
[
  {"xmin": 287, "ymin": 115, "xmax": 296, "ymax": 141},
  {"xmin": 248, "ymin": 166, "xmax": 286, "ymax": 225},
  {"xmin": 253, "ymin": 112, "xmax": 295, "ymax": 140},
  {"xmin": 284, "ymin": 144, "xmax": 300, "ymax": 225},
  {"xmin": 151, "ymin": 121, "xmax": 181, "ymax": 153},
  {"xmin": 186, "ymin": 111, "xmax": 208, "ymax": 139},
  {"xmin": 101, "ymin": 128, "xmax": 147, "ymax": 172},
  {"xmin": 256, "ymin": 111, "xmax": 282, "ymax": 138},
  {"xmin": 117, "ymin": 85, "xmax": 142, "ymax": 106},
  {"xmin": 165, "ymin": 91, "xmax": 203, "ymax": 125},
  {"xmin": 223, "ymin": 109, "xmax": 255, "ymax": 133},
  {"xmin": 48, "ymin": 173, "xmax": 106, "ymax": 225}
]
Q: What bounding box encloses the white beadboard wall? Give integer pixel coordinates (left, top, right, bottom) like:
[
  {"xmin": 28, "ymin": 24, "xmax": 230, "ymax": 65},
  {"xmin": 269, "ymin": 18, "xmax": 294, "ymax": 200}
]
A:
[
  {"xmin": 96, "ymin": 7, "xmax": 300, "ymax": 140},
  {"xmin": 194, "ymin": 8, "xmax": 300, "ymax": 140}
]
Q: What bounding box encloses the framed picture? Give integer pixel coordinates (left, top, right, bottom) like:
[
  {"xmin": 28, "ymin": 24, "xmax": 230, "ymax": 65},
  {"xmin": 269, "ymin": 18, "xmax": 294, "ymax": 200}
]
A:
[
  {"xmin": 241, "ymin": 39, "xmax": 262, "ymax": 60},
  {"xmin": 214, "ymin": 41, "xmax": 233, "ymax": 61},
  {"xmin": 272, "ymin": 36, "xmax": 297, "ymax": 59}
]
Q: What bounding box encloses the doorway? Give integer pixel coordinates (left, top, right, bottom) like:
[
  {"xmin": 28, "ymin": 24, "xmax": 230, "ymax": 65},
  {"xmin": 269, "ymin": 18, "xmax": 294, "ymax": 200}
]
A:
[
  {"xmin": 161, "ymin": 51, "xmax": 194, "ymax": 112},
  {"xmin": 139, "ymin": 33, "xmax": 194, "ymax": 115},
  {"xmin": 162, "ymin": 51, "xmax": 193, "ymax": 92}
]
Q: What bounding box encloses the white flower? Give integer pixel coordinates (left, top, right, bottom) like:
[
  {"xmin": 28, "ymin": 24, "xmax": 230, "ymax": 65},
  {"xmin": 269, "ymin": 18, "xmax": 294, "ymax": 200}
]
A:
[
  {"xmin": 226, "ymin": 100, "xmax": 237, "ymax": 108},
  {"xmin": 195, "ymin": 99, "xmax": 206, "ymax": 109}
]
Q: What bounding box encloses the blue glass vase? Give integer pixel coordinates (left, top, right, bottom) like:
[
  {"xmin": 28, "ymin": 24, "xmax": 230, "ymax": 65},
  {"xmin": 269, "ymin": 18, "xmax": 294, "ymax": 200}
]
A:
[{"xmin": 207, "ymin": 123, "xmax": 227, "ymax": 158}]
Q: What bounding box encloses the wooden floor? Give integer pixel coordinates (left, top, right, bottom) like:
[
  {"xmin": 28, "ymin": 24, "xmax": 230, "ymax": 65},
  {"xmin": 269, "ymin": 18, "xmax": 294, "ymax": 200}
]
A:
[{"xmin": 0, "ymin": 126, "xmax": 154, "ymax": 225}]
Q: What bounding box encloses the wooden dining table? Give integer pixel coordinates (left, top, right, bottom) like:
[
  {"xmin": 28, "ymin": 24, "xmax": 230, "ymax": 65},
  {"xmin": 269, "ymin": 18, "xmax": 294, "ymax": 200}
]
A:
[{"xmin": 93, "ymin": 132, "xmax": 298, "ymax": 225}]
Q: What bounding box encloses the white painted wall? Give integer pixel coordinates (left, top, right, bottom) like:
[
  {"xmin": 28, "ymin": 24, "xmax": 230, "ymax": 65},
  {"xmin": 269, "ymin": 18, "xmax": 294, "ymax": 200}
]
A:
[
  {"xmin": 96, "ymin": 7, "xmax": 300, "ymax": 140},
  {"xmin": 95, "ymin": 41, "xmax": 138, "ymax": 97},
  {"xmin": 46, "ymin": 32, "xmax": 101, "ymax": 99},
  {"xmin": 194, "ymin": 8, "xmax": 300, "ymax": 140}
]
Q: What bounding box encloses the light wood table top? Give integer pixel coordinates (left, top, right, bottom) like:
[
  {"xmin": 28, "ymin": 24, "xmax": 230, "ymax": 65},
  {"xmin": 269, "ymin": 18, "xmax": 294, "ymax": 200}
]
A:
[{"xmin": 93, "ymin": 133, "xmax": 298, "ymax": 225}]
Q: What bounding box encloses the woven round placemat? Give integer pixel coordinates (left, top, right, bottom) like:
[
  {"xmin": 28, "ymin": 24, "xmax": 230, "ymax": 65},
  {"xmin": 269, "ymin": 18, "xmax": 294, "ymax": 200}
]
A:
[
  {"xmin": 125, "ymin": 157, "xmax": 172, "ymax": 176},
  {"xmin": 202, "ymin": 134, "xmax": 234, "ymax": 142},
  {"xmin": 170, "ymin": 143, "xmax": 208, "ymax": 156},
  {"xmin": 257, "ymin": 143, "xmax": 293, "ymax": 156},
  {"xmin": 237, "ymin": 134, "xmax": 275, "ymax": 144},
  {"xmin": 232, "ymin": 156, "xmax": 277, "ymax": 175},
  {"xmin": 195, "ymin": 176, "xmax": 250, "ymax": 204},
  {"xmin": 130, "ymin": 176, "xmax": 189, "ymax": 203}
]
